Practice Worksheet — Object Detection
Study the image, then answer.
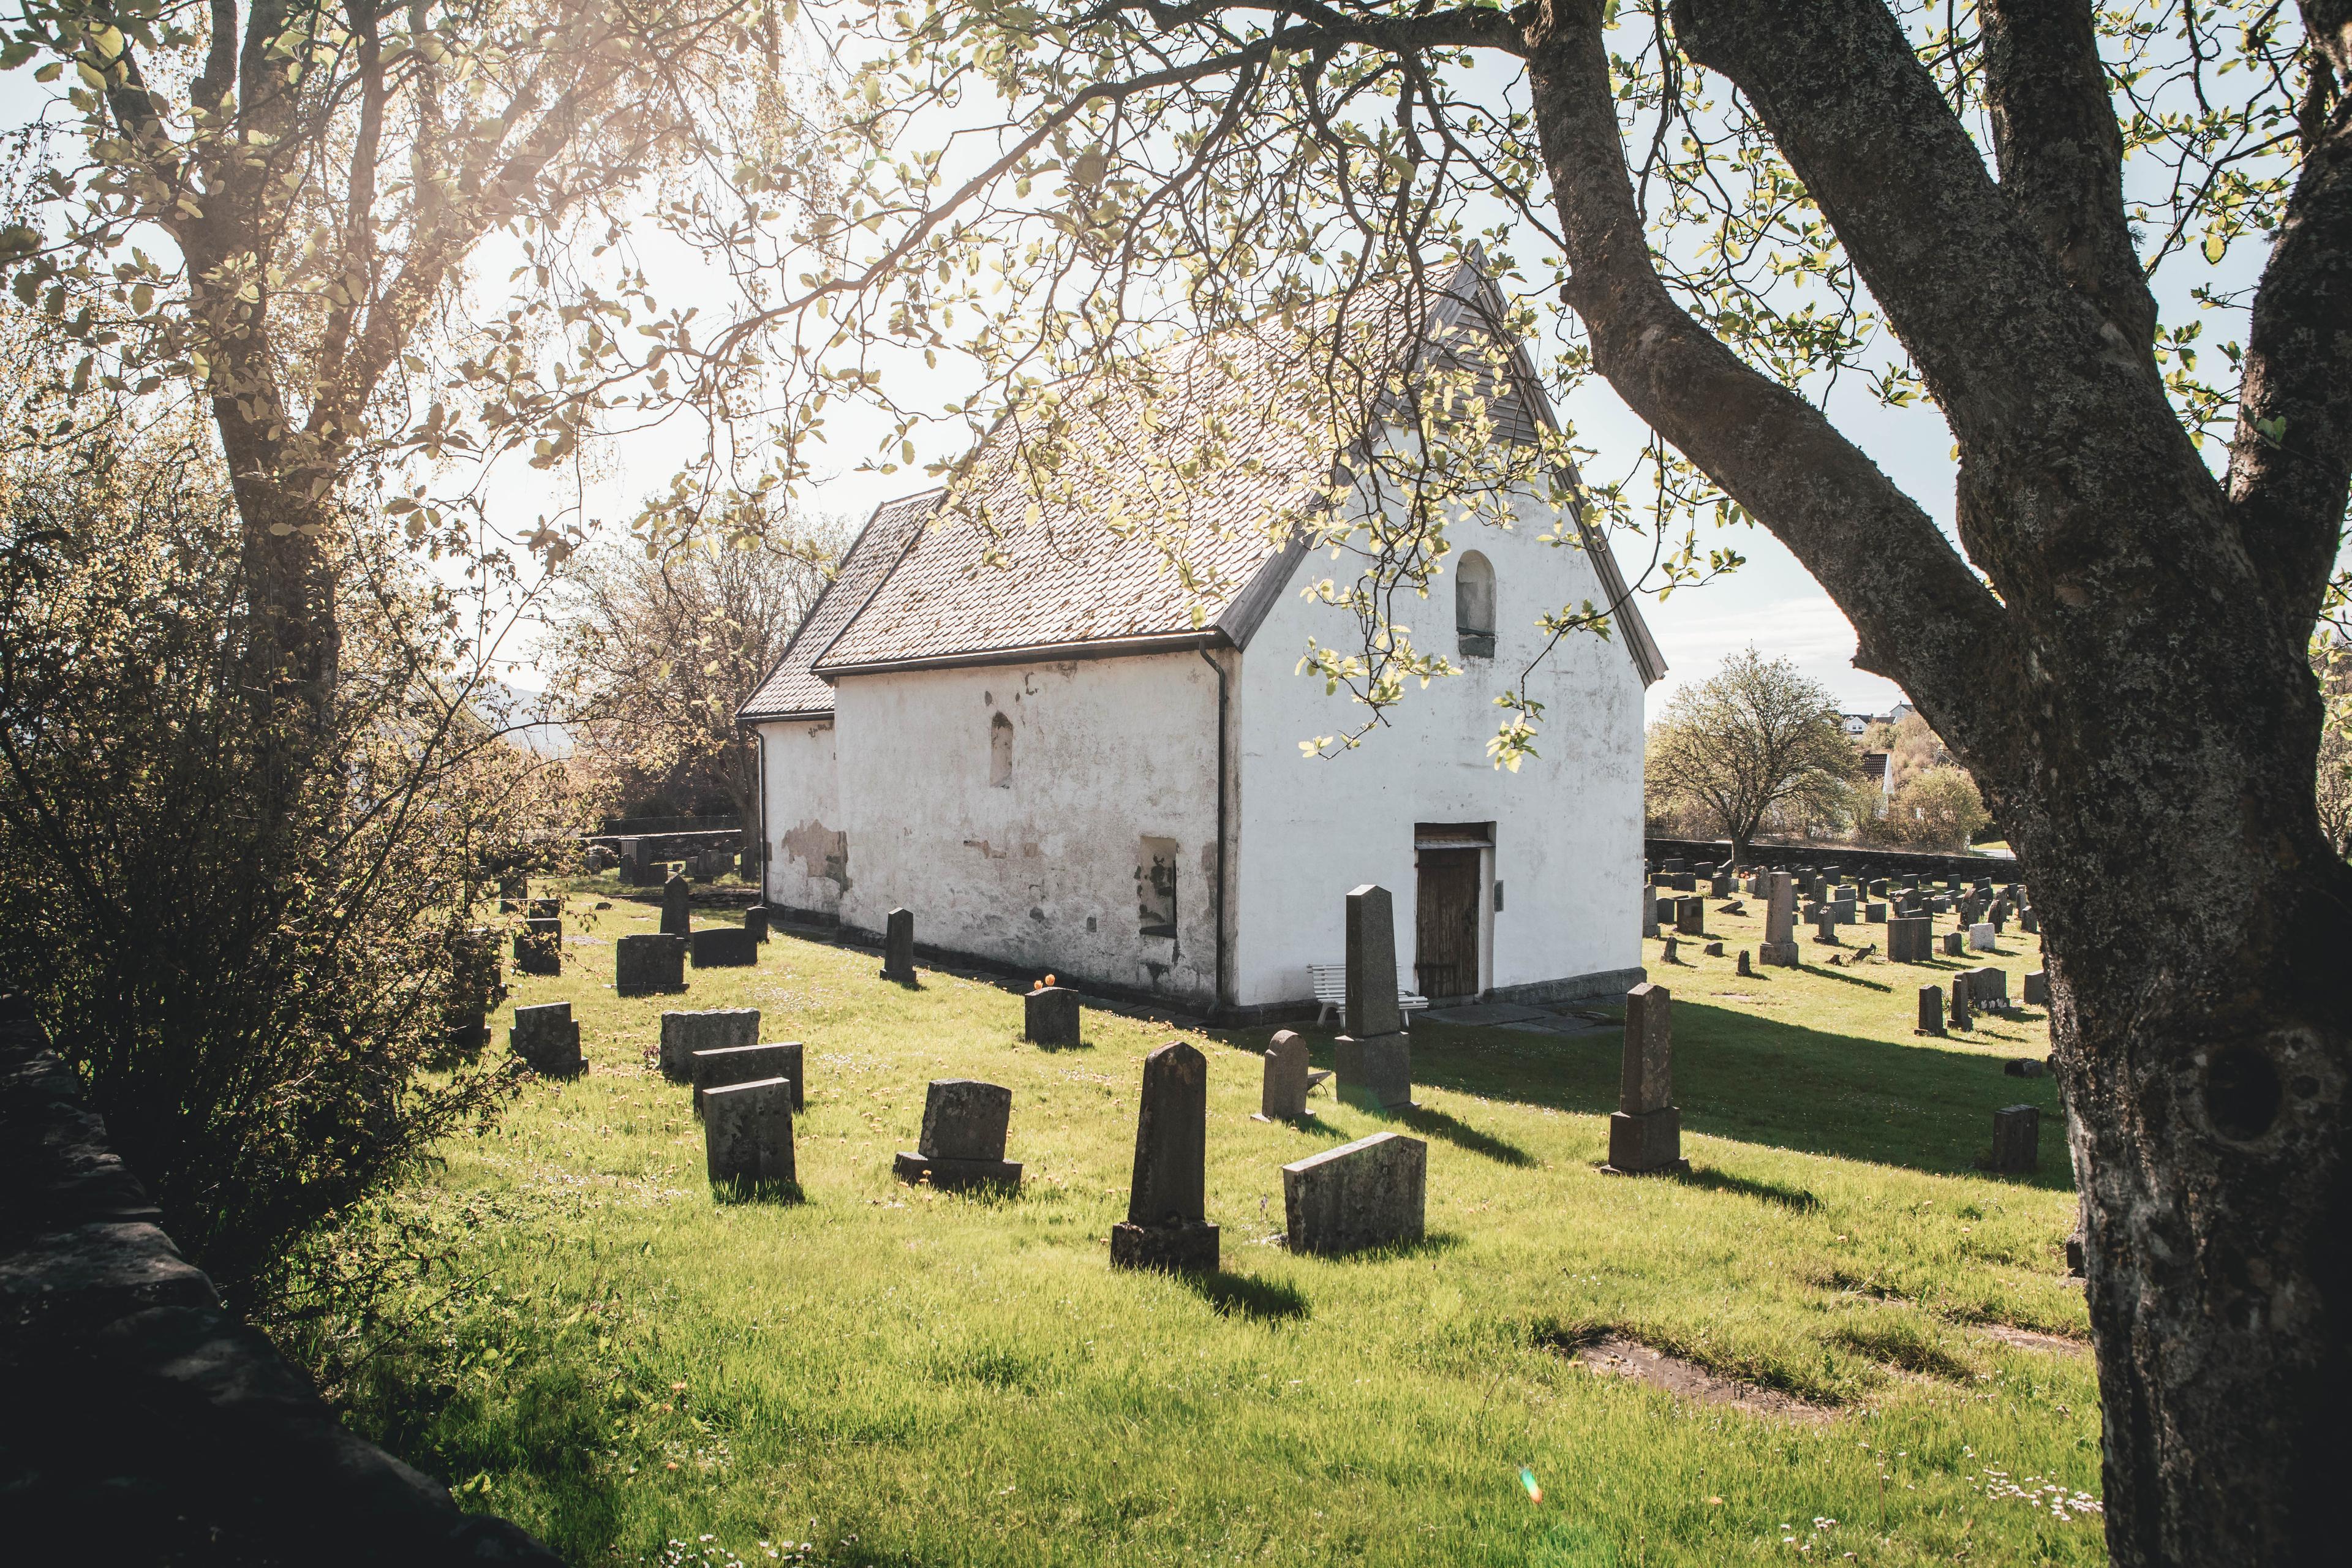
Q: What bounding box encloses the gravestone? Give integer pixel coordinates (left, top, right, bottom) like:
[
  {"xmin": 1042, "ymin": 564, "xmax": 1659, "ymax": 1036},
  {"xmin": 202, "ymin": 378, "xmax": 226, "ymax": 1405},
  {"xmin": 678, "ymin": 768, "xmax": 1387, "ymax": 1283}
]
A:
[
  {"xmin": 661, "ymin": 872, "xmax": 692, "ymax": 937},
  {"xmin": 1737, "ymin": 949, "xmax": 1753, "ymax": 977},
  {"xmin": 1950, "ymin": 972, "xmax": 1973, "ymax": 1030},
  {"xmin": 1703, "ymin": 940, "xmax": 1724, "ymax": 957},
  {"xmin": 1660, "ymin": 859, "xmax": 1685, "ymax": 874},
  {"xmin": 1988, "ymin": 1104, "xmax": 2040, "ymax": 1174},
  {"xmin": 1814, "ymin": 913, "xmax": 1840, "ymax": 945},
  {"xmin": 1670, "ymin": 872, "xmax": 1696, "ymax": 892},
  {"xmin": 1969, "ymin": 922, "xmax": 1997, "ymax": 952},
  {"xmin": 1676, "ymin": 897, "xmax": 1706, "ymax": 937},
  {"xmin": 2021, "ymin": 907, "xmax": 2040, "ymax": 934},
  {"xmin": 1869, "ymin": 879, "xmax": 1890, "ymax": 899},
  {"xmin": 615, "ymin": 933, "xmax": 687, "ymax": 997},
  {"xmin": 660, "ymin": 1008, "xmax": 760, "ymax": 1081},
  {"xmin": 1833, "ymin": 897, "xmax": 1857, "ymax": 924},
  {"xmin": 1108, "ymin": 1041, "xmax": 1218, "ymax": 1272},
  {"xmin": 744, "ymin": 907, "xmax": 769, "ymax": 943},
  {"xmin": 1654, "ymin": 895, "xmax": 1677, "ymax": 929},
  {"xmin": 1282, "ymin": 1132, "xmax": 1427, "ymax": 1256},
  {"xmin": 1025, "ymin": 985, "xmax": 1082, "ymax": 1046},
  {"xmin": 2024, "ymin": 970, "xmax": 2049, "ymax": 1006},
  {"xmin": 1640, "ymin": 886, "xmax": 1659, "ymax": 940},
  {"xmin": 895, "ymin": 1079, "xmax": 1022, "ymax": 1191},
  {"xmin": 1604, "ymin": 982, "xmax": 1685, "ymax": 1175},
  {"xmin": 510, "ymin": 1001, "xmax": 582, "ymax": 1076},
  {"xmin": 1255, "ymin": 1030, "xmax": 1314, "ymax": 1121},
  {"xmin": 1866, "ymin": 902, "xmax": 1888, "ymax": 922},
  {"xmin": 880, "ymin": 907, "xmax": 916, "ymax": 982},
  {"xmin": 692, "ymin": 927, "xmax": 758, "ymax": 968},
  {"xmin": 1710, "ymin": 874, "xmax": 1735, "ymax": 897},
  {"xmin": 1943, "ymin": 931, "xmax": 1967, "ymax": 957},
  {"xmin": 513, "ymin": 925, "xmax": 561, "ymax": 976},
  {"xmin": 1917, "ymin": 984, "xmax": 1945, "ymax": 1035},
  {"xmin": 443, "ymin": 930, "xmax": 501, "ymax": 1060},
  {"xmin": 692, "ymin": 1041, "xmax": 803, "ymax": 1113},
  {"xmin": 1344, "ymin": 884, "xmax": 1403, "ymax": 1037},
  {"xmin": 2003, "ymin": 1057, "xmax": 2045, "ymax": 1078},
  {"xmin": 703, "ymin": 1077, "xmax": 794, "ymax": 1188},
  {"xmin": 1969, "ymin": 966, "xmax": 2009, "ymax": 1010},
  {"xmin": 1660, "ymin": 935, "xmax": 1679, "ymax": 965},
  {"xmin": 587, "ymin": 844, "xmax": 616, "ymax": 872},
  {"xmin": 1760, "ymin": 872, "xmax": 1800, "ymax": 967}
]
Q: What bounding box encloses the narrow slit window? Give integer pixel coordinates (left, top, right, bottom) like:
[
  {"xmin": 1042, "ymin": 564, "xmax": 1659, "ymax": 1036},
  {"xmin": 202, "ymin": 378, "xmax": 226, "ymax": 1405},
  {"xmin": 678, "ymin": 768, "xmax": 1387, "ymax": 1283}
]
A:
[{"xmin": 990, "ymin": 712, "xmax": 1014, "ymax": 787}]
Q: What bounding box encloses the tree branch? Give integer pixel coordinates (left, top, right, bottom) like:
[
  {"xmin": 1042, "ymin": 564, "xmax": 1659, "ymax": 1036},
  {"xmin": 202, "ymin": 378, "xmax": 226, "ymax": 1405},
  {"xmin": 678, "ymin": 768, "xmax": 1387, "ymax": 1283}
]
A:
[
  {"xmin": 1523, "ymin": 1, "xmax": 2024, "ymax": 767},
  {"xmin": 1980, "ymin": 0, "xmax": 2159, "ymax": 358}
]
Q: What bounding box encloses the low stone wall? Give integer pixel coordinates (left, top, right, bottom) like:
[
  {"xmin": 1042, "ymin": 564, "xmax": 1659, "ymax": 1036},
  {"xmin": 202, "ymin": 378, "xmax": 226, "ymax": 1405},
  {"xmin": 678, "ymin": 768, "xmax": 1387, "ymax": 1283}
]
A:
[
  {"xmin": 1644, "ymin": 837, "xmax": 2026, "ymax": 886},
  {"xmin": 0, "ymin": 1003, "xmax": 563, "ymax": 1566}
]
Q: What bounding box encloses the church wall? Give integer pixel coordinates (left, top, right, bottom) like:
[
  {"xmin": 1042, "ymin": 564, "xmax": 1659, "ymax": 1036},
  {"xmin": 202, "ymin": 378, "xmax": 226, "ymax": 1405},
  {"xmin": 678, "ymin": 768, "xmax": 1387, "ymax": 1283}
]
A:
[
  {"xmin": 1229, "ymin": 481, "xmax": 1647, "ymax": 1009},
  {"xmin": 756, "ymin": 718, "xmax": 847, "ymax": 920},
  {"xmin": 831, "ymin": 653, "xmax": 1223, "ymax": 1006}
]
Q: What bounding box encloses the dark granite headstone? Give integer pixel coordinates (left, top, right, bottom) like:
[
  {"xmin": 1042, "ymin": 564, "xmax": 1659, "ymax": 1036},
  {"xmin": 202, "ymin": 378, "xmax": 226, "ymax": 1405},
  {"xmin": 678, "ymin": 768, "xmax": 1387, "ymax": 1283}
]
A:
[
  {"xmin": 616, "ymin": 933, "xmax": 687, "ymax": 996},
  {"xmin": 1344, "ymin": 884, "xmax": 1403, "ymax": 1038},
  {"xmin": 1605, "ymin": 982, "xmax": 1684, "ymax": 1174},
  {"xmin": 660, "ymin": 1008, "xmax": 758, "ymax": 1080},
  {"xmin": 895, "ymin": 1079, "xmax": 1022, "ymax": 1190},
  {"xmin": 1676, "ymin": 897, "xmax": 1706, "ymax": 937},
  {"xmin": 661, "ymin": 872, "xmax": 692, "ymax": 937},
  {"xmin": 1917, "ymin": 984, "xmax": 1944, "ymax": 1034},
  {"xmin": 691, "ymin": 927, "xmax": 758, "ymax": 968},
  {"xmin": 744, "ymin": 907, "xmax": 769, "ymax": 943},
  {"xmin": 692, "ymin": 1041, "xmax": 802, "ymax": 1113},
  {"xmin": 1109, "ymin": 1041, "xmax": 1218, "ymax": 1272},
  {"xmin": 510, "ymin": 1002, "xmax": 582, "ymax": 1076},
  {"xmin": 2024, "ymin": 970, "xmax": 2049, "ymax": 1006},
  {"xmin": 703, "ymin": 1077, "xmax": 794, "ymax": 1188},
  {"xmin": 1950, "ymin": 972, "xmax": 1973, "ymax": 1030},
  {"xmin": 1024, "ymin": 985, "xmax": 1081, "ymax": 1045},
  {"xmin": 1988, "ymin": 1104, "xmax": 2040, "ymax": 1174},
  {"xmin": 880, "ymin": 907, "xmax": 916, "ymax": 982}
]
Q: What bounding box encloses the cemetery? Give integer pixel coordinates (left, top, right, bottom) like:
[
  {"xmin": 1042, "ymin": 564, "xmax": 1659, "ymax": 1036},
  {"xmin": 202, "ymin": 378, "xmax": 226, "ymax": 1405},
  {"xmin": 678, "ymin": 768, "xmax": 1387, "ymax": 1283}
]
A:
[{"xmin": 311, "ymin": 864, "xmax": 2095, "ymax": 1566}]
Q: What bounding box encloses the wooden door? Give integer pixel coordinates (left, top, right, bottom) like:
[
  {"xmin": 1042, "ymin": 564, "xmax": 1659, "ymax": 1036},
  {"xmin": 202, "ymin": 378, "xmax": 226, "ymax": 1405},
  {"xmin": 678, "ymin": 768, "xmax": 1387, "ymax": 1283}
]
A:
[{"xmin": 1415, "ymin": 848, "xmax": 1482, "ymax": 1000}]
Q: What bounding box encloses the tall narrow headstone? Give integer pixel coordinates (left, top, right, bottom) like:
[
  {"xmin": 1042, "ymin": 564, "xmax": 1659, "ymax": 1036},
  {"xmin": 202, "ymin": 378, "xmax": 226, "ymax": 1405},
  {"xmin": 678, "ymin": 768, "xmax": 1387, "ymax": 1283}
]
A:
[
  {"xmin": 1950, "ymin": 972, "xmax": 1973, "ymax": 1030},
  {"xmin": 1640, "ymin": 885, "xmax": 1660, "ymax": 939},
  {"xmin": 703, "ymin": 1077, "xmax": 794, "ymax": 1189},
  {"xmin": 1256, "ymin": 1030, "xmax": 1311, "ymax": 1121},
  {"xmin": 661, "ymin": 871, "xmax": 692, "ymax": 937},
  {"xmin": 880, "ymin": 907, "xmax": 916, "ymax": 982},
  {"xmin": 1109, "ymin": 1041, "xmax": 1218, "ymax": 1272},
  {"xmin": 1282, "ymin": 1132, "xmax": 1427, "ymax": 1255},
  {"xmin": 1760, "ymin": 872, "xmax": 1799, "ymax": 967},
  {"xmin": 1917, "ymin": 984, "xmax": 1944, "ymax": 1035},
  {"xmin": 1343, "ymin": 884, "xmax": 1403, "ymax": 1038},
  {"xmin": 744, "ymin": 907, "xmax": 769, "ymax": 943},
  {"xmin": 1604, "ymin": 983, "xmax": 1685, "ymax": 1174}
]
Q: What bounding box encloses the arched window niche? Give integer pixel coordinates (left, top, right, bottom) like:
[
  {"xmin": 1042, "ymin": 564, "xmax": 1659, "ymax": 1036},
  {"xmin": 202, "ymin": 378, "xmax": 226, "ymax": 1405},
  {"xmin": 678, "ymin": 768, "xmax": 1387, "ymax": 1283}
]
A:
[
  {"xmin": 989, "ymin": 711, "xmax": 1014, "ymax": 787},
  {"xmin": 1456, "ymin": 550, "xmax": 1497, "ymax": 659}
]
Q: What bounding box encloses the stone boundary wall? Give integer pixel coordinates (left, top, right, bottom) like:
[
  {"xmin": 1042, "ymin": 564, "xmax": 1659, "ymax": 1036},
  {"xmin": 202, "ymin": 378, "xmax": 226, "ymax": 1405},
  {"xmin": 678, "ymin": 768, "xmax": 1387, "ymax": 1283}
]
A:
[
  {"xmin": 0, "ymin": 1003, "xmax": 564, "ymax": 1566},
  {"xmin": 1643, "ymin": 837, "xmax": 2028, "ymax": 886}
]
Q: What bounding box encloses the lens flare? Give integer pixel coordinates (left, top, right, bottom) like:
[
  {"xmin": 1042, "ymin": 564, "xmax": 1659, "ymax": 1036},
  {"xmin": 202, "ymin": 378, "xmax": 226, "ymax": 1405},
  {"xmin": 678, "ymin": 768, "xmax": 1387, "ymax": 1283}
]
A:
[{"xmin": 1520, "ymin": 1466, "xmax": 1542, "ymax": 1506}]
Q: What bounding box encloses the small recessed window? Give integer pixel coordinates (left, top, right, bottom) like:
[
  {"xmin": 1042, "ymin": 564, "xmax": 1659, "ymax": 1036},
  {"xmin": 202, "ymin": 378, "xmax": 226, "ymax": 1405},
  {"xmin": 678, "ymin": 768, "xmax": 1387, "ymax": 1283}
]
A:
[
  {"xmin": 990, "ymin": 712, "xmax": 1014, "ymax": 787},
  {"xmin": 1137, "ymin": 836, "xmax": 1178, "ymax": 938},
  {"xmin": 1457, "ymin": 550, "xmax": 1496, "ymax": 658}
]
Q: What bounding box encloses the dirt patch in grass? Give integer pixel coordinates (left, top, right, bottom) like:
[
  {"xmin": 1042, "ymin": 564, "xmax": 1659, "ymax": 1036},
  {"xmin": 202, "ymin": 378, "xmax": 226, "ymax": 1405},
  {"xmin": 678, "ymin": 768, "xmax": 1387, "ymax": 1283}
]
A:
[
  {"xmin": 1567, "ymin": 1335, "xmax": 1835, "ymax": 1423},
  {"xmin": 1974, "ymin": 1322, "xmax": 2087, "ymax": 1354}
]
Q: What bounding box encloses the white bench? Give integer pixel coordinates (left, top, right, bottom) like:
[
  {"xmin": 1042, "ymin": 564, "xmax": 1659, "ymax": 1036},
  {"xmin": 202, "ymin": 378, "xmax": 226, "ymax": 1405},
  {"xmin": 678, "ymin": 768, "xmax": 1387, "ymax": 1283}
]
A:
[{"xmin": 1308, "ymin": 964, "xmax": 1430, "ymax": 1030}]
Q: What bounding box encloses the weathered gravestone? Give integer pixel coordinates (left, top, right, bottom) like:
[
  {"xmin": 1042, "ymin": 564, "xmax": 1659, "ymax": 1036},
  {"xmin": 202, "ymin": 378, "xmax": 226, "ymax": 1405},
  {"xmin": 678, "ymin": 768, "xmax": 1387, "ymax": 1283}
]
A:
[
  {"xmin": 1950, "ymin": 972, "xmax": 1974, "ymax": 1030},
  {"xmin": 616, "ymin": 933, "xmax": 687, "ymax": 997},
  {"xmin": 1640, "ymin": 886, "xmax": 1660, "ymax": 939},
  {"xmin": 744, "ymin": 907, "xmax": 769, "ymax": 943},
  {"xmin": 510, "ymin": 1001, "xmax": 583, "ymax": 1076},
  {"xmin": 2020, "ymin": 907, "xmax": 2040, "ymax": 935},
  {"xmin": 1987, "ymin": 1104, "xmax": 2040, "ymax": 1174},
  {"xmin": 513, "ymin": 929, "xmax": 561, "ymax": 977},
  {"xmin": 1814, "ymin": 912, "xmax": 1841, "ymax": 945},
  {"xmin": 1336, "ymin": 884, "xmax": 1411, "ymax": 1110},
  {"xmin": 692, "ymin": 1041, "xmax": 803, "ymax": 1113},
  {"xmin": 1866, "ymin": 902, "xmax": 1888, "ymax": 922},
  {"xmin": 880, "ymin": 907, "xmax": 916, "ymax": 982},
  {"xmin": 661, "ymin": 872, "xmax": 692, "ymax": 937},
  {"xmin": 895, "ymin": 1079, "xmax": 1022, "ymax": 1191},
  {"xmin": 660, "ymin": 1008, "xmax": 759, "ymax": 1081},
  {"xmin": 1254, "ymin": 1030, "xmax": 1327, "ymax": 1121},
  {"xmin": 1108, "ymin": 1041, "xmax": 1218, "ymax": 1273},
  {"xmin": 1604, "ymin": 982, "xmax": 1686, "ymax": 1174},
  {"xmin": 692, "ymin": 927, "xmax": 758, "ymax": 968},
  {"xmin": 1282, "ymin": 1131, "xmax": 1427, "ymax": 1256},
  {"xmin": 1760, "ymin": 872, "xmax": 1800, "ymax": 967},
  {"xmin": 1025, "ymin": 985, "xmax": 1082, "ymax": 1045},
  {"xmin": 1969, "ymin": 922, "xmax": 1997, "ymax": 952},
  {"xmin": 1968, "ymin": 966, "xmax": 2010, "ymax": 1011},
  {"xmin": 1943, "ymin": 931, "xmax": 1968, "ymax": 957},
  {"xmin": 1676, "ymin": 897, "xmax": 1707, "ymax": 937},
  {"xmin": 1737, "ymin": 949, "xmax": 1753, "ymax": 977},
  {"xmin": 1703, "ymin": 941, "xmax": 1724, "ymax": 957},
  {"xmin": 1660, "ymin": 935, "xmax": 1679, "ymax": 965},
  {"xmin": 1917, "ymin": 984, "xmax": 1945, "ymax": 1035},
  {"xmin": 2024, "ymin": 970, "xmax": 2049, "ymax": 1006},
  {"xmin": 703, "ymin": 1077, "xmax": 795, "ymax": 1189}
]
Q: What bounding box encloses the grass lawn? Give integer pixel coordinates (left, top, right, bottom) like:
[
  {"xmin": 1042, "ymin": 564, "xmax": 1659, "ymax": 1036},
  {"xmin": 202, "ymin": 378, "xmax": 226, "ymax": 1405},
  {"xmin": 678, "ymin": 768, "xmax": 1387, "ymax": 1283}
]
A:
[{"xmin": 336, "ymin": 878, "xmax": 2101, "ymax": 1567}]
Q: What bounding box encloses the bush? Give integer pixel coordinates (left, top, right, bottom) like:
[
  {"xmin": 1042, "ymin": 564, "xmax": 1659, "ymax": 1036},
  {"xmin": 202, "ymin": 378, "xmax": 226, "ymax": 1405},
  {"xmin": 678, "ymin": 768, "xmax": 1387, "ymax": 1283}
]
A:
[
  {"xmin": 1885, "ymin": 766, "xmax": 1992, "ymax": 852},
  {"xmin": 0, "ymin": 427, "xmax": 573, "ymax": 1313}
]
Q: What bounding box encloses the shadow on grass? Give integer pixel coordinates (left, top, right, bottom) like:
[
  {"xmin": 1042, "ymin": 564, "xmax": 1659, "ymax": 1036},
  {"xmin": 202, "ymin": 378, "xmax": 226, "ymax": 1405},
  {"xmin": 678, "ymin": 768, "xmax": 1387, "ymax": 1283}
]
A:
[
  {"xmin": 1391, "ymin": 1001, "xmax": 2071, "ymax": 1186},
  {"xmin": 1308, "ymin": 1229, "xmax": 1466, "ymax": 1265},
  {"xmin": 1029, "ymin": 1037, "xmax": 1096, "ymax": 1052},
  {"xmin": 1183, "ymin": 1269, "xmax": 1310, "ymax": 1323},
  {"xmin": 1669, "ymin": 1165, "xmax": 1822, "ymax": 1211},
  {"xmin": 1393, "ymin": 1103, "xmax": 1537, "ymax": 1168},
  {"xmin": 1798, "ymin": 963, "xmax": 1893, "ymax": 992}
]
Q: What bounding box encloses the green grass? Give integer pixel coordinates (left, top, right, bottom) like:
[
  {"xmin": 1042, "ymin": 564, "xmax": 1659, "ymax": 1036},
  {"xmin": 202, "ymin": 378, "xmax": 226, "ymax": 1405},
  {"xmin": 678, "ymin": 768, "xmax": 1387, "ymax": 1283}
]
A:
[{"xmin": 336, "ymin": 878, "xmax": 2101, "ymax": 1567}]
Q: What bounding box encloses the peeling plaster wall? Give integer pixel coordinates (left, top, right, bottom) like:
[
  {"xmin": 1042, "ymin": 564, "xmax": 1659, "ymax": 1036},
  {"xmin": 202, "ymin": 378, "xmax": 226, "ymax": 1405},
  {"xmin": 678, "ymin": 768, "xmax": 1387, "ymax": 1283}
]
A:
[
  {"xmin": 832, "ymin": 655, "xmax": 1220, "ymax": 1004},
  {"xmin": 1231, "ymin": 480, "xmax": 1646, "ymax": 1008},
  {"xmin": 756, "ymin": 718, "xmax": 846, "ymax": 918}
]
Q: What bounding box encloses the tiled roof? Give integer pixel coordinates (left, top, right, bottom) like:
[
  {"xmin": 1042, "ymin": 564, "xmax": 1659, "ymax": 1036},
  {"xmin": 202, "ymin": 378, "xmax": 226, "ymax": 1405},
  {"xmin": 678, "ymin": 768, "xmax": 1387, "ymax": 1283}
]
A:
[
  {"xmin": 812, "ymin": 315, "xmax": 1363, "ymax": 674},
  {"xmin": 736, "ymin": 489, "xmax": 941, "ymax": 719}
]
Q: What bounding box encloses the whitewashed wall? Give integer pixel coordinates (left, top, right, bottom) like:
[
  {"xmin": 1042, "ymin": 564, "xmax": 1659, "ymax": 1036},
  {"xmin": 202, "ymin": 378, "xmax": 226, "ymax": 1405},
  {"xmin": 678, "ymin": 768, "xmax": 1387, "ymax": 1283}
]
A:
[
  {"xmin": 756, "ymin": 719, "xmax": 846, "ymax": 919},
  {"xmin": 1229, "ymin": 482, "xmax": 1647, "ymax": 1008},
  {"xmin": 831, "ymin": 654, "xmax": 1223, "ymax": 1005}
]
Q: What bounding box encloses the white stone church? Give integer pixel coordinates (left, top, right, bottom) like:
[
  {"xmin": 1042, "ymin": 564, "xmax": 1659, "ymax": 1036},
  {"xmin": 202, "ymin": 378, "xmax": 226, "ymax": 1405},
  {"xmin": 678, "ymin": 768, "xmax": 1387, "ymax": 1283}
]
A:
[{"xmin": 739, "ymin": 263, "xmax": 1662, "ymax": 1018}]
